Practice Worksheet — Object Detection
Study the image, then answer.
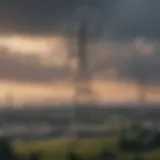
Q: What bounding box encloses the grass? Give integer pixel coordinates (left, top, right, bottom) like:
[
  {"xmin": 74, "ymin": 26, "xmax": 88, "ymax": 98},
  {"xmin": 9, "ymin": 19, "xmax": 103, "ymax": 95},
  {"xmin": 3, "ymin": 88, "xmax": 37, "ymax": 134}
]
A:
[
  {"xmin": 12, "ymin": 137, "xmax": 116, "ymax": 159},
  {"xmin": 12, "ymin": 137, "xmax": 160, "ymax": 160}
]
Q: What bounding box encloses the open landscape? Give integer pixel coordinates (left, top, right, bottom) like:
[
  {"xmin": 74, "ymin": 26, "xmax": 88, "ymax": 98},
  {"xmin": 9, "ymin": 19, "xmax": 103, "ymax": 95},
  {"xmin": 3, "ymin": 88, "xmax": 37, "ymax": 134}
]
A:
[
  {"xmin": 1, "ymin": 1, "xmax": 160, "ymax": 160},
  {"xmin": 0, "ymin": 104, "xmax": 159, "ymax": 159},
  {"xmin": 12, "ymin": 137, "xmax": 160, "ymax": 160}
]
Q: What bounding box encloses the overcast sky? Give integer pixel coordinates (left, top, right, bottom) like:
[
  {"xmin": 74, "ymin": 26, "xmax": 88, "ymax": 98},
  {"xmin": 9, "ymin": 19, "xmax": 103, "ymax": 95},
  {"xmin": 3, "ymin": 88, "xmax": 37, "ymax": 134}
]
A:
[
  {"xmin": 0, "ymin": 0, "xmax": 160, "ymax": 80},
  {"xmin": 0, "ymin": 0, "xmax": 160, "ymax": 74},
  {"xmin": 0, "ymin": 0, "xmax": 159, "ymax": 39},
  {"xmin": 0, "ymin": 0, "xmax": 160, "ymax": 102}
]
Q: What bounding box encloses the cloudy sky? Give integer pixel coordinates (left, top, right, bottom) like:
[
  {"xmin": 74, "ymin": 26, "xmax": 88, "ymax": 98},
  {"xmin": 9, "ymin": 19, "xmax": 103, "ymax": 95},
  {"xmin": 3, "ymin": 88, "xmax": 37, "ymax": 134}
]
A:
[{"xmin": 1, "ymin": 0, "xmax": 160, "ymax": 105}]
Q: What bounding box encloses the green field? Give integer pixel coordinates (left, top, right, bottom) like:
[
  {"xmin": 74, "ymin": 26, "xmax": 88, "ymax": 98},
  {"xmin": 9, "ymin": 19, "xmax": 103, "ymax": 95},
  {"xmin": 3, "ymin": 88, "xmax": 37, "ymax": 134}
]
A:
[{"xmin": 12, "ymin": 137, "xmax": 160, "ymax": 160}]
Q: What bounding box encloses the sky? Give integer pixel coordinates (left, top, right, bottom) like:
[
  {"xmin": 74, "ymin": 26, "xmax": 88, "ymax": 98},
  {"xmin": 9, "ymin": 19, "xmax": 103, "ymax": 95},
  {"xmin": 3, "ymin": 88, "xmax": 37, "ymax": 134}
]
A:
[{"xmin": 1, "ymin": 0, "xmax": 160, "ymax": 105}]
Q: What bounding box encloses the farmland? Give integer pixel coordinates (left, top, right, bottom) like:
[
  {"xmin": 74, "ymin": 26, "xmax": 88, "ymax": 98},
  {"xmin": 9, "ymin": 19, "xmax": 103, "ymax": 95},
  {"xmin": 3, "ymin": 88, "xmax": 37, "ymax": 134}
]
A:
[{"xmin": 12, "ymin": 137, "xmax": 160, "ymax": 160}]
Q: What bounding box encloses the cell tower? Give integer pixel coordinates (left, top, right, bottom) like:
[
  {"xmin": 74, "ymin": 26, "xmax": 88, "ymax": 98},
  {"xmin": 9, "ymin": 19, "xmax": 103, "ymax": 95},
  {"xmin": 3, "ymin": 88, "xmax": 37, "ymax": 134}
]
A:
[
  {"xmin": 73, "ymin": 21, "xmax": 94, "ymax": 105},
  {"xmin": 67, "ymin": 21, "xmax": 95, "ymax": 142}
]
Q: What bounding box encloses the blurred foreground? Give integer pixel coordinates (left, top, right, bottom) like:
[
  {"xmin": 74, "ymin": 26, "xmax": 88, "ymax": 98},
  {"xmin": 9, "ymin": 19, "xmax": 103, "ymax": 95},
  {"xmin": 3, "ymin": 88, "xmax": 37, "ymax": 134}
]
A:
[
  {"xmin": 1, "ymin": 104, "xmax": 160, "ymax": 160},
  {"xmin": 1, "ymin": 135, "xmax": 160, "ymax": 160}
]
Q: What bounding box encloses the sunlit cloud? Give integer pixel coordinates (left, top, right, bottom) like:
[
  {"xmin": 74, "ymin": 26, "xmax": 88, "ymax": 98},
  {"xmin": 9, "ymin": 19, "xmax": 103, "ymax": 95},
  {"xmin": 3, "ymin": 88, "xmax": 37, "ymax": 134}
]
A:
[
  {"xmin": 133, "ymin": 37, "xmax": 155, "ymax": 55},
  {"xmin": 0, "ymin": 35, "xmax": 52, "ymax": 54},
  {"xmin": 0, "ymin": 34, "xmax": 159, "ymax": 104},
  {"xmin": 0, "ymin": 35, "xmax": 69, "ymax": 66}
]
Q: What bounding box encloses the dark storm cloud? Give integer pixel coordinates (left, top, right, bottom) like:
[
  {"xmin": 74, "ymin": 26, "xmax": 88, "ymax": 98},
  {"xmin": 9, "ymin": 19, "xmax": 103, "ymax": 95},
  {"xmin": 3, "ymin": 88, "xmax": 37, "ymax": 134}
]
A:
[
  {"xmin": 1, "ymin": 0, "xmax": 160, "ymax": 83},
  {"xmin": 0, "ymin": 41, "xmax": 160, "ymax": 83},
  {"xmin": 118, "ymin": 54, "xmax": 160, "ymax": 83},
  {"xmin": 1, "ymin": 0, "xmax": 160, "ymax": 39},
  {"xmin": 107, "ymin": 0, "xmax": 160, "ymax": 40},
  {"xmin": 0, "ymin": 0, "xmax": 114, "ymax": 35},
  {"xmin": 0, "ymin": 49, "xmax": 69, "ymax": 83}
]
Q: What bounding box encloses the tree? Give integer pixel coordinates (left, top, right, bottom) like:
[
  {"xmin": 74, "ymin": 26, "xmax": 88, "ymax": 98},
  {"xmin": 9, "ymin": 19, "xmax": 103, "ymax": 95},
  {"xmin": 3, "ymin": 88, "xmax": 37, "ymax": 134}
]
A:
[{"xmin": 0, "ymin": 137, "xmax": 16, "ymax": 160}]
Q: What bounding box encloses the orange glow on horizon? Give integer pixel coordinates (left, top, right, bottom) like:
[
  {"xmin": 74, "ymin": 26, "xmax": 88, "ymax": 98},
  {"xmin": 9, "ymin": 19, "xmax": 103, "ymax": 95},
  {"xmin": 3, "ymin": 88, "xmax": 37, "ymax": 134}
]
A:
[{"xmin": 0, "ymin": 80, "xmax": 160, "ymax": 105}]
